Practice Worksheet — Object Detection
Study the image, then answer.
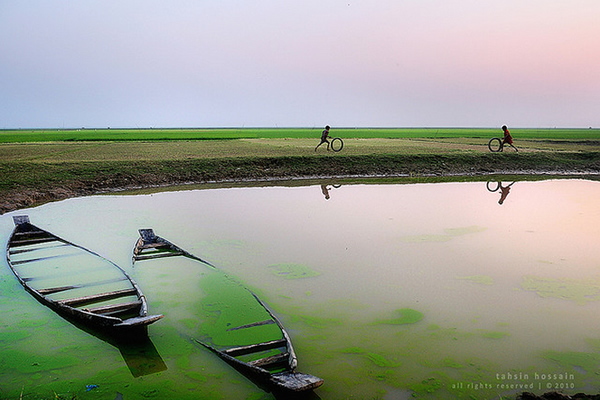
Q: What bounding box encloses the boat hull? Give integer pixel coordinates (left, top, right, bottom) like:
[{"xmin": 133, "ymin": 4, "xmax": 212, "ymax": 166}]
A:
[
  {"xmin": 6, "ymin": 216, "xmax": 163, "ymax": 332},
  {"xmin": 133, "ymin": 228, "xmax": 323, "ymax": 392}
]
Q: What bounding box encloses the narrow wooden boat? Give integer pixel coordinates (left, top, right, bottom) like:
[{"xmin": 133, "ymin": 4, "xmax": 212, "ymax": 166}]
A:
[
  {"xmin": 6, "ymin": 216, "xmax": 163, "ymax": 330},
  {"xmin": 133, "ymin": 229, "xmax": 323, "ymax": 392}
]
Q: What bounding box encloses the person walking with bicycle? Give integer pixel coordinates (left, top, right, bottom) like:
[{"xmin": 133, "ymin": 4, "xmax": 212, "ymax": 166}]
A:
[
  {"xmin": 315, "ymin": 125, "xmax": 331, "ymax": 151},
  {"xmin": 502, "ymin": 125, "xmax": 518, "ymax": 152}
]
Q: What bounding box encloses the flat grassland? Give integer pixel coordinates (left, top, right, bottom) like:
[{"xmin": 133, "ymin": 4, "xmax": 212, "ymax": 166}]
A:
[
  {"xmin": 1, "ymin": 128, "xmax": 599, "ymax": 214},
  {"xmin": 2, "ymin": 127, "xmax": 600, "ymax": 142}
]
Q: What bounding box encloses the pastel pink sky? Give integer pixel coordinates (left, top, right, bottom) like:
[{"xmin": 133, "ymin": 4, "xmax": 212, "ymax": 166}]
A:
[{"xmin": 1, "ymin": 1, "xmax": 599, "ymax": 128}]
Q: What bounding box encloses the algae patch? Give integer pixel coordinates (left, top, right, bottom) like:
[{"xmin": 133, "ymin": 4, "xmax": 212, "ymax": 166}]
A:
[
  {"xmin": 267, "ymin": 263, "xmax": 321, "ymax": 279},
  {"xmin": 366, "ymin": 352, "xmax": 401, "ymax": 368},
  {"xmin": 543, "ymin": 350, "xmax": 600, "ymax": 373},
  {"xmin": 374, "ymin": 308, "xmax": 424, "ymax": 325},
  {"xmin": 521, "ymin": 275, "xmax": 600, "ymax": 304},
  {"xmin": 401, "ymin": 225, "xmax": 486, "ymax": 243},
  {"xmin": 477, "ymin": 330, "xmax": 510, "ymax": 339}
]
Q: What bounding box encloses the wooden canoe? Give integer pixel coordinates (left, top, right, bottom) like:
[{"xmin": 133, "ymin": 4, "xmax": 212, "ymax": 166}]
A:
[
  {"xmin": 6, "ymin": 216, "xmax": 163, "ymax": 331},
  {"xmin": 132, "ymin": 228, "xmax": 323, "ymax": 392}
]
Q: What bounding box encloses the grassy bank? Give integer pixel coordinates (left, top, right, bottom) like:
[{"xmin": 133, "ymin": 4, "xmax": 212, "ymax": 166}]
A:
[
  {"xmin": 2, "ymin": 130, "xmax": 600, "ymax": 213},
  {"xmin": 2, "ymin": 149, "xmax": 600, "ymax": 214}
]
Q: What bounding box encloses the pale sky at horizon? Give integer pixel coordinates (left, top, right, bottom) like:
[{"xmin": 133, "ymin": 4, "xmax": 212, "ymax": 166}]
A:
[{"xmin": 1, "ymin": 1, "xmax": 599, "ymax": 129}]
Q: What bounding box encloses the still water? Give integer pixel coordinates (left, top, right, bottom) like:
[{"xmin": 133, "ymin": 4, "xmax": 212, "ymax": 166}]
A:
[{"xmin": 1, "ymin": 179, "xmax": 599, "ymax": 399}]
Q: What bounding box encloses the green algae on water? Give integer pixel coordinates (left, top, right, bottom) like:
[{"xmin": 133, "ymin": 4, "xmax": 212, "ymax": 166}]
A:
[
  {"xmin": 267, "ymin": 263, "xmax": 321, "ymax": 279},
  {"xmin": 374, "ymin": 308, "xmax": 424, "ymax": 325},
  {"xmin": 366, "ymin": 352, "xmax": 401, "ymax": 368},
  {"xmin": 402, "ymin": 225, "xmax": 486, "ymax": 243},
  {"xmin": 2, "ymin": 349, "xmax": 80, "ymax": 374},
  {"xmin": 293, "ymin": 314, "xmax": 343, "ymax": 329},
  {"xmin": 340, "ymin": 346, "xmax": 366, "ymax": 354},
  {"xmin": 0, "ymin": 330, "xmax": 31, "ymax": 343},
  {"xmin": 410, "ymin": 377, "xmax": 443, "ymax": 395},
  {"xmin": 543, "ymin": 350, "xmax": 600, "ymax": 373},
  {"xmin": 478, "ymin": 330, "xmax": 510, "ymax": 339},
  {"xmin": 196, "ymin": 270, "xmax": 283, "ymax": 347},
  {"xmin": 442, "ymin": 357, "xmax": 464, "ymax": 369},
  {"xmin": 521, "ymin": 275, "xmax": 600, "ymax": 304}
]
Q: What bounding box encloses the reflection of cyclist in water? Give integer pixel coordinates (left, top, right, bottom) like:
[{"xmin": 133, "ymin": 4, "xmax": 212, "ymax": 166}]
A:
[
  {"xmin": 486, "ymin": 180, "xmax": 516, "ymax": 205},
  {"xmin": 321, "ymin": 184, "xmax": 331, "ymax": 200},
  {"xmin": 315, "ymin": 125, "xmax": 331, "ymax": 152},
  {"xmin": 498, "ymin": 182, "xmax": 515, "ymax": 205}
]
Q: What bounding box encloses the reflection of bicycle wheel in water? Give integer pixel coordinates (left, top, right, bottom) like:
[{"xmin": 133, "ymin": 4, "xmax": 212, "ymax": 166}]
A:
[
  {"xmin": 488, "ymin": 138, "xmax": 503, "ymax": 152},
  {"xmin": 486, "ymin": 180, "xmax": 501, "ymax": 192},
  {"xmin": 331, "ymin": 137, "xmax": 344, "ymax": 152}
]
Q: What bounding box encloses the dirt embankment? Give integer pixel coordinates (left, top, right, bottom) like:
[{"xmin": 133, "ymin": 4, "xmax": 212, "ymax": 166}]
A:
[{"xmin": 2, "ymin": 153, "xmax": 599, "ymax": 214}]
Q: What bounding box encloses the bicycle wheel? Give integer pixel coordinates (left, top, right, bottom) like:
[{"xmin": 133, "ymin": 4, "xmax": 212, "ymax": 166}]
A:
[
  {"xmin": 331, "ymin": 137, "xmax": 344, "ymax": 152},
  {"xmin": 486, "ymin": 181, "xmax": 501, "ymax": 192},
  {"xmin": 488, "ymin": 138, "xmax": 502, "ymax": 152}
]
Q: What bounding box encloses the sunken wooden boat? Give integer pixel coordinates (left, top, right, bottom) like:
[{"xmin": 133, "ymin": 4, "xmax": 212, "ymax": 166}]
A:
[
  {"xmin": 133, "ymin": 228, "xmax": 323, "ymax": 392},
  {"xmin": 6, "ymin": 216, "xmax": 163, "ymax": 331}
]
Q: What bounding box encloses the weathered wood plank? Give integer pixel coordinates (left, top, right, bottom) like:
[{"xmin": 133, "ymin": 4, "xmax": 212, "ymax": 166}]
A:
[
  {"xmin": 37, "ymin": 285, "xmax": 79, "ymax": 295},
  {"xmin": 11, "ymin": 252, "xmax": 79, "ymax": 265},
  {"xmin": 270, "ymin": 372, "xmax": 324, "ymax": 392},
  {"xmin": 9, "ymin": 237, "xmax": 60, "ymax": 247},
  {"xmin": 21, "ymin": 266, "xmax": 113, "ymax": 282},
  {"xmin": 9, "ymin": 243, "xmax": 69, "ymax": 255},
  {"xmin": 249, "ymin": 352, "xmax": 290, "ymax": 368},
  {"xmin": 138, "ymin": 242, "xmax": 170, "ymax": 250},
  {"xmin": 59, "ymin": 288, "xmax": 138, "ymax": 307},
  {"xmin": 85, "ymin": 301, "xmax": 142, "ymax": 315},
  {"xmin": 12, "ymin": 230, "xmax": 47, "ymax": 237},
  {"xmin": 224, "ymin": 339, "xmax": 287, "ymax": 357},
  {"xmin": 134, "ymin": 251, "xmax": 184, "ymax": 261},
  {"xmin": 114, "ymin": 314, "xmax": 164, "ymax": 327},
  {"xmin": 226, "ymin": 319, "xmax": 276, "ymax": 332},
  {"xmin": 37, "ymin": 276, "xmax": 129, "ymax": 295}
]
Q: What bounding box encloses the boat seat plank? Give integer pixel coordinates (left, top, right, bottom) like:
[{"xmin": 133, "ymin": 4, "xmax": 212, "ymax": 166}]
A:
[
  {"xmin": 227, "ymin": 319, "xmax": 276, "ymax": 332},
  {"xmin": 9, "ymin": 237, "xmax": 61, "ymax": 247},
  {"xmin": 12, "ymin": 232, "xmax": 55, "ymax": 241},
  {"xmin": 21, "ymin": 266, "xmax": 120, "ymax": 283},
  {"xmin": 134, "ymin": 251, "xmax": 184, "ymax": 261},
  {"xmin": 249, "ymin": 352, "xmax": 290, "ymax": 368},
  {"xmin": 224, "ymin": 339, "xmax": 287, "ymax": 357},
  {"xmin": 12, "ymin": 229, "xmax": 47, "ymax": 236},
  {"xmin": 37, "ymin": 276, "xmax": 129, "ymax": 295},
  {"xmin": 84, "ymin": 301, "xmax": 142, "ymax": 316},
  {"xmin": 37, "ymin": 285, "xmax": 79, "ymax": 295},
  {"xmin": 59, "ymin": 288, "xmax": 138, "ymax": 307},
  {"xmin": 11, "ymin": 252, "xmax": 80, "ymax": 265},
  {"xmin": 138, "ymin": 242, "xmax": 170, "ymax": 250},
  {"xmin": 9, "ymin": 243, "xmax": 70, "ymax": 255}
]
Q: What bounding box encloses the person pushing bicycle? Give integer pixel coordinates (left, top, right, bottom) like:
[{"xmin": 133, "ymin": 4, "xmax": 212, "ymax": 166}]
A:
[
  {"xmin": 502, "ymin": 125, "xmax": 518, "ymax": 152},
  {"xmin": 315, "ymin": 125, "xmax": 331, "ymax": 151}
]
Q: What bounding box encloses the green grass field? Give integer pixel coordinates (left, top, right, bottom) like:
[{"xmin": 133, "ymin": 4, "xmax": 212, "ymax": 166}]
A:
[{"xmin": 2, "ymin": 127, "xmax": 600, "ymax": 143}]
